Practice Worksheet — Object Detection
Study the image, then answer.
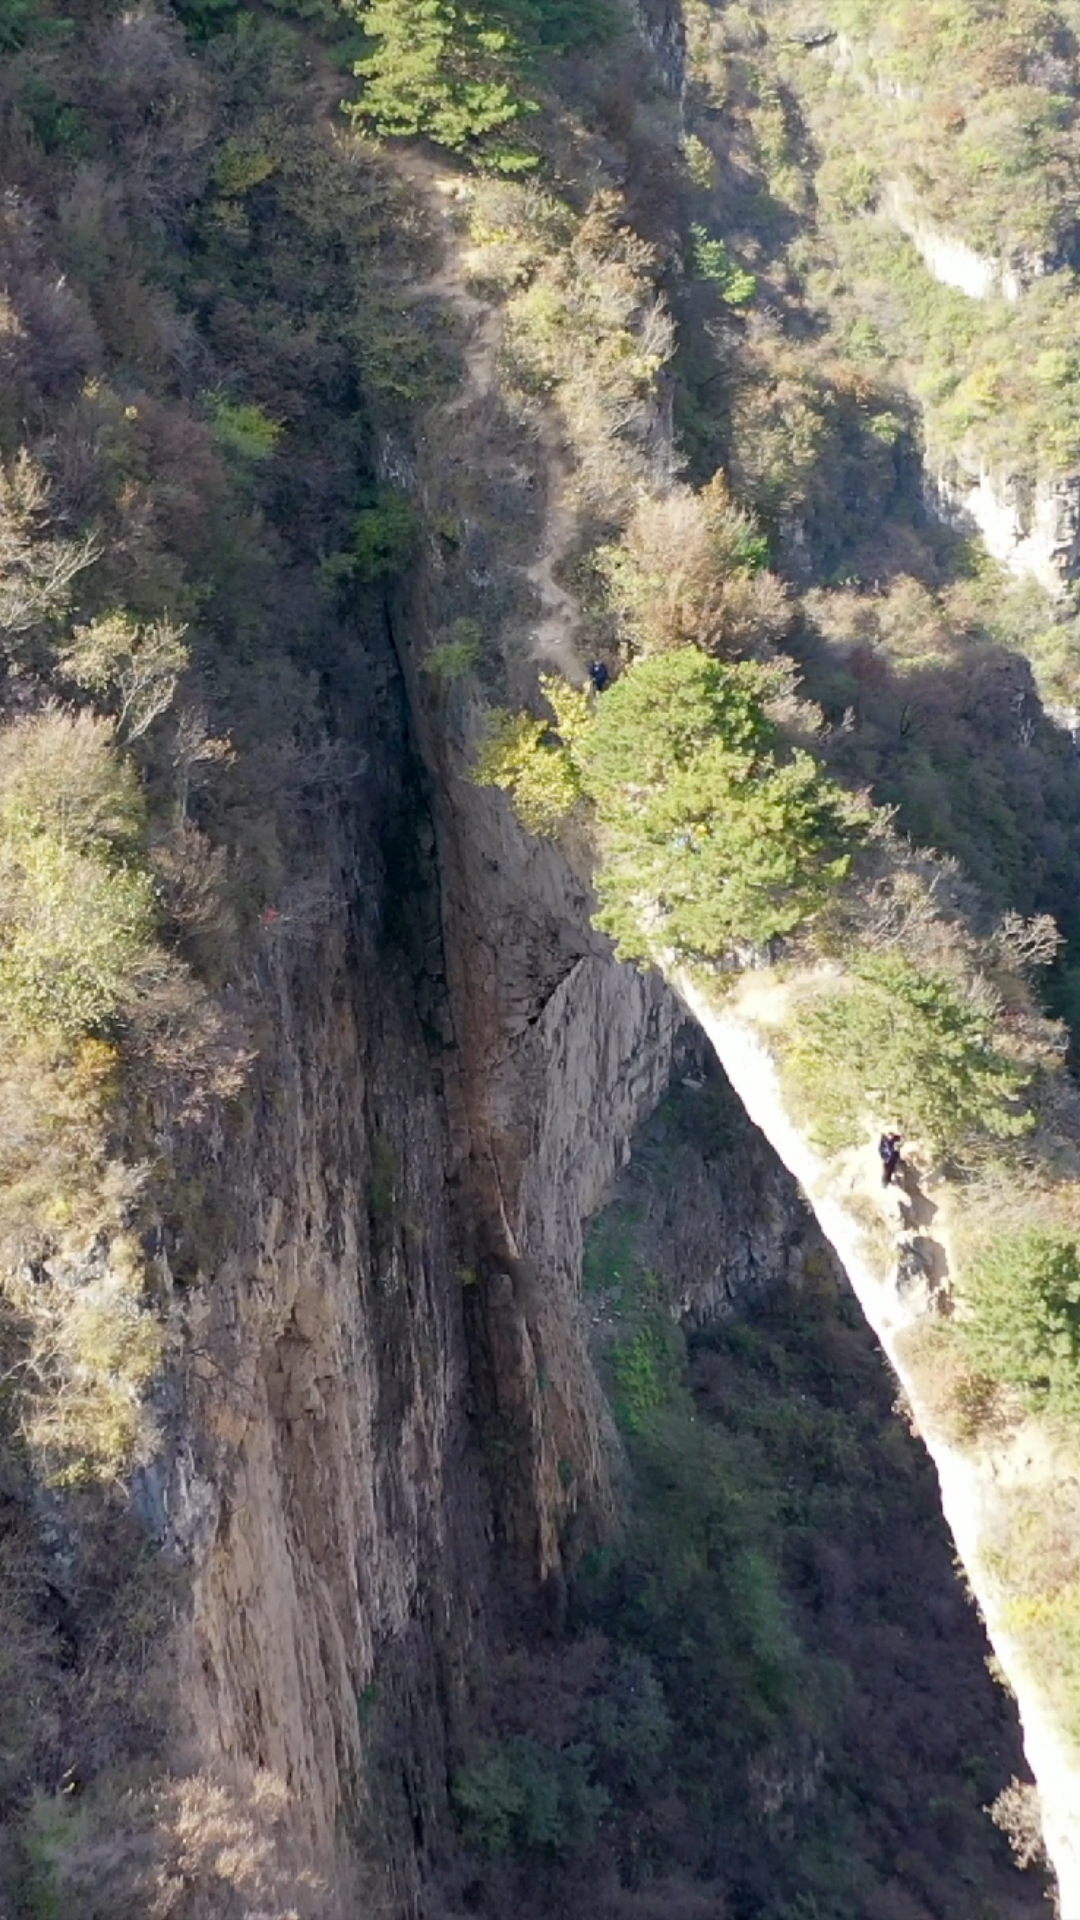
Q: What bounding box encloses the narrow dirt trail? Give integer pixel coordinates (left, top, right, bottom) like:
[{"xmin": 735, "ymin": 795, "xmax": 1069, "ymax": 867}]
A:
[
  {"xmin": 391, "ymin": 148, "xmax": 587, "ymax": 684},
  {"xmin": 522, "ymin": 444, "xmax": 582, "ymax": 681},
  {"xmin": 730, "ymin": 970, "xmax": 957, "ymax": 1300},
  {"xmin": 394, "ymin": 154, "xmax": 502, "ymax": 409}
]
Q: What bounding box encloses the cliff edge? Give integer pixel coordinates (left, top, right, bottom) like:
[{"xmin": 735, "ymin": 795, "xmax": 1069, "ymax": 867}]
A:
[{"xmin": 678, "ymin": 968, "xmax": 1080, "ymax": 1915}]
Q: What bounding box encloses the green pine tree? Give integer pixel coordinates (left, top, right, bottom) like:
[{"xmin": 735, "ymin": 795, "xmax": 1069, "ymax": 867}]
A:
[
  {"xmin": 580, "ymin": 650, "xmax": 856, "ymax": 962},
  {"xmin": 348, "ymin": 0, "xmax": 538, "ymax": 164}
]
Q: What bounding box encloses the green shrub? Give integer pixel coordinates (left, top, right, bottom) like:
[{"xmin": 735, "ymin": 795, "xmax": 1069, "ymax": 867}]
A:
[
  {"xmin": 18, "ymin": 75, "xmax": 86, "ymax": 156},
  {"xmin": 610, "ymin": 1302, "xmax": 683, "ymax": 1431},
  {"xmin": 960, "ymin": 1227, "xmax": 1080, "ymax": 1420},
  {"xmin": 422, "ymin": 621, "xmax": 483, "ymax": 683},
  {"xmin": 684, "ymin": 133, "xmax": 717, "ymax": 191},
  {"xmin": 584, "ymin": 649, "xmax": 776, "ymax": 793},
  {"xmin": 475, "ymin": 650, "xmax": 856, "ymax": 955},
  {"xmin": 0, "ymin": 839, "xmax": 155, "ymax": 1041},
  {"xmin": 175, "ymin": 0, "xmax": 343, "ymax": 37},
  {"xmin": 474, "ymin": 676, "xmax": 591, "ymax": 833},
  {"xmin": 0, "ymin": 707, "xmax": 144, "ymax": 853},
  {"xmin": 498, "ymin": 0, "xmax": 622, "ymax": 55},
  {"xmin": 0, "ymin": 0, "xmax": 70, "ymax": 54},
  {"xmin": 206, "ymin": 394, "xmax": 283, "ymax": 463},
  {"xmin": 0, "ymin": 711, "xmax": 158, "ymax": 1043},
  {"xmin": 452, "ymin": 1736, "xmax": 608, "ymax": 1858},
  {"xmin": 212, "ymin": 137, "xmax": 279, "ymax": 198},
  {"xmin": 690, "ymin": 225, "xmax": 757, "ymax": 305},
  {"xmin": 586, "ymin": 1651, "xmax": 672, "ymax": 1798},
  {"xmin": 352, "ymin": 487, "xmax": 420, "ymax": 582},
  {"xmin": 782, "ymin": 950, "xmax": 1034, "ymax": 1156}
]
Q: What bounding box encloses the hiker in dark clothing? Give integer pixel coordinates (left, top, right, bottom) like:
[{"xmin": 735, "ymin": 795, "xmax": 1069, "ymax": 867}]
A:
[
  {"xmin": 878, "ymin": 1132, "xmax": 904, "ymax": 1187},
  {"xmin": 588, "ymin": 659, "xmax": 610, "ymax": 693}
]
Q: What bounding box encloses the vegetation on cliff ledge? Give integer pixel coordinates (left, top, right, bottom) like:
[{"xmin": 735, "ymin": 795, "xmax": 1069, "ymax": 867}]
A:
[{"xmin": 477, "ymin": 650, "xmax": 859, "ymax": 958}]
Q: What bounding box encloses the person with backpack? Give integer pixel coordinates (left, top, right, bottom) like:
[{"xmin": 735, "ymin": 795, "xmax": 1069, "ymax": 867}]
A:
[{"xmin": 878, "ymin": 1132, "xmax": 904, "ymax": 1187}]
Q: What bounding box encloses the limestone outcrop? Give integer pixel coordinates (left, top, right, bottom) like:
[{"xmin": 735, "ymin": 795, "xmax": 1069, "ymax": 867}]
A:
[
  {"xmin": 926, "ymin": 457, "xmax": 1080, "ymax": 595},
  {"xmin": 881, "ymin": 181, "xmax": 1041, "ymax": 303}
]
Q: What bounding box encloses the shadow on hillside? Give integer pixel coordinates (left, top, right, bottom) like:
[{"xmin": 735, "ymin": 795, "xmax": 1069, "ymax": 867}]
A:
[
  {"xmin": 789, "ymin": 619, "xmax": 1080, "ymax": 1018},
  {"xmin": 895, "ymin": 1160, "xmax": 937, "ymax": 1232},
  {"xmin": 891, "ymin": 1160, "xmax": 951, "ymax": 1305}
]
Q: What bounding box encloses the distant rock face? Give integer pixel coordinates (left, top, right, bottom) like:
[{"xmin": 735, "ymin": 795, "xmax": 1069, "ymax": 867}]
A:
[
  {"xmin": 809, "ymin": 52, "xmax": 1077, "ymax": 588},
  {"xmin": 926, "ymin": 457, "xmax": 1080, "ymax": 594},
  {"xmin": 592, "ymin": 1030, "xmax": 822, "ymax": 1325},
  {"xmin": 881, "ymin": 181, "xmax": 1041, "ymax": 302},
  {"xmin": 828, "ymin": 30, "xmax": 924, "ymax": 103},
  {"xmin": 636, "ymin": 0, "xmax": 686, "ymax": 94}
]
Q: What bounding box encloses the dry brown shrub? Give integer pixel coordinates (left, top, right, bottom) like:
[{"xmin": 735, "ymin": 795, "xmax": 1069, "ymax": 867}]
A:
[
  {"xmin": 863, "ymin": 1884, "xmax": 937, "ymax": 1920},
  {"xmin": 132, "ymin": 401, "xmax": 227, "ymax": 556},
  {"xmin": 92, "ymin": 272, "xmax": 185, "ymax": 378},
  {"xmin": 501, "ymin": 188, "xmax": 675, "ymax": 517},
  {"xmin": 56, "ymin": 162, "xmax": 128, "ymax": 280},
  {"xmin": 987, "ymin": 1776, "xmax": 1047, "ymax": 1871},
  {"xmin": 151, "ymin": 818, "xmax": 239, "ymax": 978},
  {"xmin": 0, "ymin": 1036, "xmax": 120, "ymax": 1257},
  {"xmin": 0, "ymin": 703, "xmax": 143, "ymax": 840},
  {"xmin": 6, "ymin": 269, "xmax": 102, "ymax": 400},
  {"xmin": 0, "ymin": 452, "xmax": 98, "ymax": 641},
  {"xmin": 24, "ymin": 1764, "xmax": 338, "ymax": 1920},
  {"xmin": 2, "ymin": 1248, "xmax": 164, "ymax": 1487},
  {"xmin": 603, "ymin": 475, "xmax": 788, "ymax": 657},
  {"xmin": 86, "ymin": 9, "xmax": 212, "ymax": 212},
  {"xmin": 606, "ymin": 1885, "xmax": 727, "ymax": 1919},
  {"xmin": 988, "ymin": 1484, "xmax": 1080, "ymax": 1605},
  {"xmin": 122, "ymin": 955, "xmax": 252, "ymax": 1124},
  {"xmin": 894, "ymin": 1322, "xmax": 1020, "ymax": 1448},
  {"xmin": 0, "ymin": 1500, "xmax": 63, "ymax": 1799}
]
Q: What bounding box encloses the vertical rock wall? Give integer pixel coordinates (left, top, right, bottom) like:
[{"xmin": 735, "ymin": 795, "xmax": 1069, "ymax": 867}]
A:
[{"xmin": 169, "ymin": 616, "xmax": 681, "ymax": 1901}]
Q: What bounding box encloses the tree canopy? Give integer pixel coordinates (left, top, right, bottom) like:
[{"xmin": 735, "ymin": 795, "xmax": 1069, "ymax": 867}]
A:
[
  {"xmin": 961, "ymin": 1227, "xmax": 1080, "ymax": 1421},
  {"xmin": 581, "ymin": 651, "xmax": 856, "ymax": 963},
  {"xmin": 348, "ymin": 0, "xmax": 538, "ymax": 164},
  {"xmin": 476, "ymin": 651, "xmax": 857, "ymax": 962},
  {"xmin": 784, "ymin": 950, "xmax": 1035, "ymax": 1155}
]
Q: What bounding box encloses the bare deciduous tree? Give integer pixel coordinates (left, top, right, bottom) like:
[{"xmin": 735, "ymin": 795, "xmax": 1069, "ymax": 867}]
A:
[
  {"xmin": 60, "ymin": 611, "xmax": 190, "ymax": 741},
  {"xmin": 0, "ymin": 451, "xmax": 98, "ymax": 643},
  {"xmin": 170, "ymin": 706, "xmax": 235, "ymax": 823}
]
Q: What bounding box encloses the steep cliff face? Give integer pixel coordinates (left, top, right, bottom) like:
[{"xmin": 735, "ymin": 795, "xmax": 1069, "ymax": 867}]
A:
[
  {"xmin": 636, "ymin": 0, "xmax": 687, "ymax": 96},
  {"xmin": 880, "ymin": 182, "xmax": 1036, "ymax": 302},
  {"xmin": 925, "ymin": 457, "xmax": 1080, "ymax": 595},
  {"xmin": 163, "ymin": 600, "xmax": 680, "ymax": 1900}
]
